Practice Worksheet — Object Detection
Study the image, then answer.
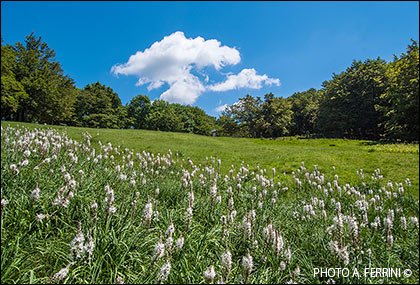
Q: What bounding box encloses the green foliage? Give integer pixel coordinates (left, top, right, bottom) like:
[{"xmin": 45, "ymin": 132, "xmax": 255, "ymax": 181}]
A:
[
  {"xmin": 222, "ymin": 93, "xmax": 293, "ymax": 138},
  {"xmin": 8, "ymin": 33, "xmax": 77, "ymax": 124},
  {"xmin": 126, "ymin": 95, "xmax": 217, "ymax": 135},
  {"xmin": 127, "ymin": 94, "xmax": 151, "ymax": 129},
  {"xmin": 261, "ymin": 93, "xmax": 293, "ymax": 138},
  {"xmin": 317, "ymin": 58, "xmax": 388, "ymax": 139},
  {"xmin": 287, "ymin": 88, "xmax": 321, "ymax": 136},
  {"xmin": 74, "ymin": 82, "xmax": 127, "ymax": 129},
  {"xmin": 146, "ymin": 100, "xmax": 184, "ymax": 132},
  {"xmin": 377, "ymin": 40, "xmax": 419, "ymax": 142},
  {"xmin": 118, "ymin": 105, "xmax": 132, "ymax": 129},
  {"xmin": 1, "ymin": 41, "xmax": 28, "ymax": 119},
  {"xmin": 216, "ymin": 112, "xmax": 240, "ymax": 137},
  {"xmin": 226, "ymin": 95, "xmax": 264, "ymax": 138},
  {"xmin": 217, "ymin": 40, "xmax": 417, "ymax": 142},
  {"xmin": 172, "ymin": 104, "xmax": 217, "ymax": 135}
]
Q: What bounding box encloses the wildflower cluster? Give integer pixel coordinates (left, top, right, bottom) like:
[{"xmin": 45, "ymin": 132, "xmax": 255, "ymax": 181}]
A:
[{"xmin": 1, "ymin": 125, "xmax": 418, "ymax": 284}]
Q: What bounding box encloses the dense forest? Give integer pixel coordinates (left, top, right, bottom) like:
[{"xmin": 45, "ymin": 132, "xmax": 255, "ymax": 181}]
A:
[{"xmin": 1, "ymin": 33, "xmax": 419, "ymax": 141}]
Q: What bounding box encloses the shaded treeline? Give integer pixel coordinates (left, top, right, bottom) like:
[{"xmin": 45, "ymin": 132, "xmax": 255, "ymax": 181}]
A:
[
  {"xmin": 1, "ymin": 33, "xmax": 217, "ymax": 135},
  {"xmin": 218, "ymin": 41, "xmax": 418, "ymax": 142}
]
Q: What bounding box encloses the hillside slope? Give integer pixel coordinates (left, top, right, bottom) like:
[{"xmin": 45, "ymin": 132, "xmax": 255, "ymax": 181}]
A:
[{"xmin": 2, "ymin": 121, "xmax": 418, "ymax": 197}]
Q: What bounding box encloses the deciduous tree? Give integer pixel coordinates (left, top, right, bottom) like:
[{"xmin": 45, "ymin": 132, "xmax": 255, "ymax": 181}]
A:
[
  {"xmin": 378, "ymin": 40, "xmax": 419, "ymax": 141},
  {"xmin": 317, "ymin": 58, "xmax": 388, "ymax": 139}
]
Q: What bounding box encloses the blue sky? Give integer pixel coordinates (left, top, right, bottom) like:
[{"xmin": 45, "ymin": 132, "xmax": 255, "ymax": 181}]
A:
[{"xmin": 2, "ymin": 1, "xmax": 419, "ymax": 117}]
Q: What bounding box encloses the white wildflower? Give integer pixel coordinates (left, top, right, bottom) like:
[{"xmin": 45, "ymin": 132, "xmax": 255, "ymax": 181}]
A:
[
  {"xmin": 165, "ymin": 236, "xmax": 173, "ymax": 250},
  {"xmin": 387, "ymin": 233, "xmax": 394, "ymax": 248},
  {"xmin": 279, "ymin": 261, "xmax": 286, "ymax": 271},
  {"xmin": 384, "ymin": 217, "xmax": 393, "ymax": 231},
  {"xmin": 285, "ymin": 246, "xmax": 292, "ymax": 263},
  {"xmin": 129, "ymin": 177, "xmax": 136, "ymax": 187},
  {"xmin": 85, "ymin": 229, "xmax": 95, "ymax": 263},
  {"xmin": 36, "ymin": 213, "xmax": 47, "ymax": 222},
  {"xmin": 19, "ymin": 159, "xmax": 29, "ymax": 167},
  {"xmin": 23, "ymin": 149, "xmax": 31, "ymax": 157},
  {"xmin": 174, "ymin": 233, "xmax": 184, "ymax": 251},
  {"xmin": 348, "ymin": 216, "xmax": 359, "ymax": 237},
  {"xmin": 53, "ymin": 266, "xmax": 69, "ymax": 282},
  {"xmin": 166, "ymin": 220, "xmax": 175, "ymax": 237},
  {"xmin": 10, "ymin": 164, "xmax": 19, "ymax": 175},
  {"xmin": 64, "ymin": 172, "xmax": 71, "ymax": 182},
  {"xmin": 104, "ymin": 185, "xmax": 116, "ymax": 215},
  {"xmin": 157, "ymin": 259, "xmax": 171, "ymax": 282},
  {"xmin": 204, "ymin": 265, "xmax": 216, "ymax": 283},
  {"xmin": 108, "ymin": 205, "xmax": 116, "ymax": 215},
  {"xmin": 339, "ymin": 246, "xmax": 350, "ymax": 265},
  {"xmin": 31, "ymin": 183, "xmax": 40, "ymax": 201},
  {"xmin": 242, "ymin": 250, "xmax": 253, "ymax": 277},
  {"xmin": 91, "ymin": 201, "xmax": 98, "ymax": 209},
  {"xmin": 221, "ymin": 247, "xmax": 232, "ymax": 276},
  {"xmin": 410, "ymin": 217, "xmax": 419, "ymax": 228},
  {"xmin": 242, "ymin": 215, "xmax": 252, "ymax": 240},
  {"xmin": 116, "ymin": 276, "xmax": 124, "ymax": 284},
  {"xmin": 70, "ymin": 222, "xmax": 86, "ymax": 259},
  {"xmin": 229, "ymin": 210, "xmax": 237, "ymax": 224},
  {"xmin": 276, "ymin": 231, "xmax": 284, "ymax": 255},
  {"xmin": 400, "ymin": 216, "xmax": 407, "ymax": 231},
  {"xmin": 186, "ymin": 206, "xmax": 193, "ymax": 224},
  {"xmin": 153, "ymin": 233, "xmax": 165, "ymax": 261}
]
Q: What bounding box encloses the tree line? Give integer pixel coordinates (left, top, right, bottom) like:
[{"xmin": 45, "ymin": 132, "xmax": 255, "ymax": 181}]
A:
[
  {"xmin": 1, "ymin": 33, "xmax": 218, "ymax": 135},
  {"xmin": 218, "ymin": 41, "xmax": 419, "ymax": 142},
  {"xmin": 1, "ymin": 33, "xmax": 418, "ymax": 141}
]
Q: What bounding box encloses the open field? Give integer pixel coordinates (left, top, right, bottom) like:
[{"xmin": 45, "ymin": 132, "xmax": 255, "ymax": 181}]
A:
[
  {"xmin": 1, "ymin": 122, "xmax": 419, "ymax": 284},
  {"xmin": 2, "ymin": 121, "xmax": 419, "ymax": 198}
]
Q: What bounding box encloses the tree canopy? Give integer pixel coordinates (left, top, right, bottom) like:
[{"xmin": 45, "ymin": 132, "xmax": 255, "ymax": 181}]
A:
[
  {"xmin": 378, "ymin": 40, "xmax": 419, "ymax": 141},
  {"xmin": 127, "ymin": 94, "xmax": 151, "ymax": 130},
  {"xmin": 2, "ymin": 33, "xmax": 76, "ymax": 124},
  {"xmin": 1, "ymin": 39, "xmax": 27, "ymax": 119},
  {"xmin": 317, "ymin": 58, "xmax": 388, "ymax": 139},
  {"xmin": 73, "ymin": 82, "xmax": 127, "ymax": 129}
]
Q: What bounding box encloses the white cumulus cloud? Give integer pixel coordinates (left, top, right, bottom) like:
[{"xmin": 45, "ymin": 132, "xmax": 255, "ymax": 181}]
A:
[
  {"xmin": 111, "ymin": 31, "xmax": 279, "ymax": 104},
  {"xmin": 214, "ymin": 104, "xmax": 229, "ymax": 113},
  {"xmin": 209, "ymin": 68, "xmax": 280, "ymax": 92}
]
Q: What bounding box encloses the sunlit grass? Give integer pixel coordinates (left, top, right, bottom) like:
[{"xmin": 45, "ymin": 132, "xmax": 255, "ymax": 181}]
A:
[
  {"xmin": 1, "ymin": 123, "xmax": 418, "ymax": 284},
  {"xmin": 361, "ymin": 143, "xmax": 419, "ymax": 154},
  {"xmin": 2, "ymin": 121, "xmax": 418, "ymax": 197}
]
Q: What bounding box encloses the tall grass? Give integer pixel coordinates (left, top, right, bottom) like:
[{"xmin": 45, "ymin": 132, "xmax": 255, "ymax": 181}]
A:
[
  {"xmin": 1, "ymin": 124, "xmax": 419, "ymax": 284},
  {"xmin": 1, "ymin": 121, "xmax": 419, "ymax": 198}
]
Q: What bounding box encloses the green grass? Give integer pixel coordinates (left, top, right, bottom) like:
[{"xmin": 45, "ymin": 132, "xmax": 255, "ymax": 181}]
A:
[
  {"xmin": 1, "ymin": 123, "xmax": 419, "ymax": 284},
  {"xmin": 2, "ymin": 121, "xmax": 418, "ymax": 198}
]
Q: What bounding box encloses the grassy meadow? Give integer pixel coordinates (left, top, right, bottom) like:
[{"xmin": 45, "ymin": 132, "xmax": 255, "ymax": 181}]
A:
[
  {"xmin": 1, "ymin": 121, "xmax": 419, "ymax": 284},
  {"xmin": 2, "ymin": 121, "xmax": 418, "ymax": 197}
]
